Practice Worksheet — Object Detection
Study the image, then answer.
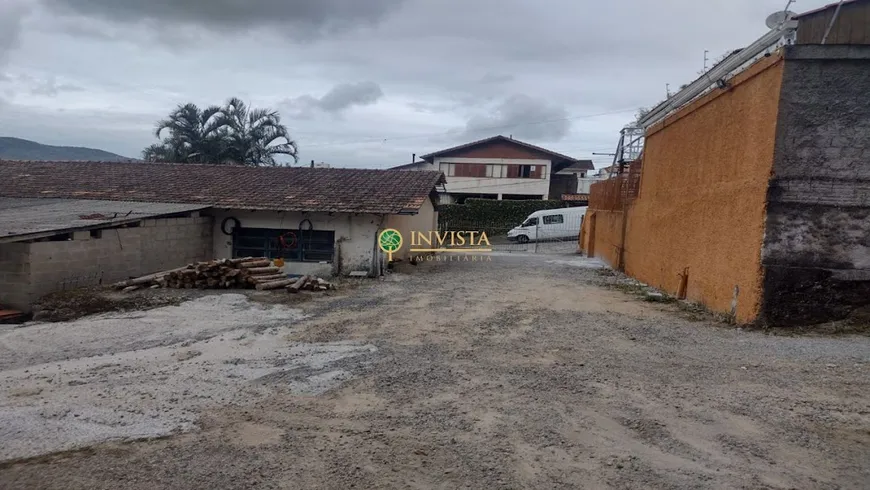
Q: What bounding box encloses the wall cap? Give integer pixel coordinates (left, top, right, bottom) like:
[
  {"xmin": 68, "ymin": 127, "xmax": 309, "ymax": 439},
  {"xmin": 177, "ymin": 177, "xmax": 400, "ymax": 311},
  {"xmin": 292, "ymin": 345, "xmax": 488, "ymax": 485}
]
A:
[{"xmin": 784, "ymin": 44, "xmax": 870, "ymax": 60}]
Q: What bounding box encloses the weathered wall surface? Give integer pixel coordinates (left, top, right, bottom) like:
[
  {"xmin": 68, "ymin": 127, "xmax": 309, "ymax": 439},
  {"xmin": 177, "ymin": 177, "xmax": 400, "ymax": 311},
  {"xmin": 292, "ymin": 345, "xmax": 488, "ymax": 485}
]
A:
[
  {"xmin": 582, "ymin": 208, "xmax": 623, "ymax": 269},
  {"xmin": 549, "ymin": 174, "xmax": 578, "ymax": 200},
  {"xmin": 384, "ymin": 199, "xmax": 438, "ymax": 262},
  {"xmin": 761, "ymin": 45, "xmax": 870, "ymax": 325},
  {"xmin": 587, "ymin": 56, "xmax": 784, "ymax": 323},
  {"xmin": 1, "ymin": 215, "xmax": 212, "ymax": 312},
  {"xmin": 209, "ymin": 210, "xmax": 382, "ymax": 277},
  {"xmin": 796, "ymin": 1, "xmax": 870, "ymax": 45},
  {"xmin": 0, "ymin": 243, "xmax": 32, "ymax": 311},
  {"xmin": 29, "ymin": 216, "xmax": 212, "ymax": 304}
]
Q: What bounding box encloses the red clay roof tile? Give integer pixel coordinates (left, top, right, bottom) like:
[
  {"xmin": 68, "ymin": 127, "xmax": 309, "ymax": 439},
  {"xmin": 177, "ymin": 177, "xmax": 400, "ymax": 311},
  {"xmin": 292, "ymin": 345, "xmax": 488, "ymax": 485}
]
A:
[{"xmin": 0, "ymin": 160, "xmax": 445, "ymax": 214}]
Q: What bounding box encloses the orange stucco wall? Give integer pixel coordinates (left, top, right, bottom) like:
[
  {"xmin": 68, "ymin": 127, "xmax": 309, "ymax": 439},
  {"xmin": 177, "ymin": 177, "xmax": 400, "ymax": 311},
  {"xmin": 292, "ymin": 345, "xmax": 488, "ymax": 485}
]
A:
[
  {"xmin": 582, "ymin": 209, "xmax": 622, "ymax": 268},
  {"xmin": 589, "ymin": 55, "xmax": 784, "ymax": 323}
]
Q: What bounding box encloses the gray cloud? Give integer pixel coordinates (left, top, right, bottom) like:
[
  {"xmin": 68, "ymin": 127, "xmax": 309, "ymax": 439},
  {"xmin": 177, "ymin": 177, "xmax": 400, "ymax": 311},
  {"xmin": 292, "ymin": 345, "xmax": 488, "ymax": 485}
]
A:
[
  {"xmin": 480, "ymin": 73, "xmax": 515, "ymax": 85},
  {"xmin": 0, "ymin": 74, "xmax": 85, "ymax": 98},
  {"xmin": 0, "ymin": 2, "xmax": 29, "ymax": 67},
  {"xmin": 29, "ymin": 76, "xmax": 85, "ymax": 97},
  {"xmin": 41, "ymin": 0, "xmax": 406, "ymax": 38},
  {"xmin": 465, "ymin": 95, "xmax": 571, "ymax": 142},
  {"xmin": 2, "ymin": 0, "xmax": 837, "ymax": 169},
  {"xmin": 318, "ymin": 81, "xmax": 384, "ymax": 112},
  {"xmin": 284, "ymin": 81, "xmax": 384, "ymax": 118}
]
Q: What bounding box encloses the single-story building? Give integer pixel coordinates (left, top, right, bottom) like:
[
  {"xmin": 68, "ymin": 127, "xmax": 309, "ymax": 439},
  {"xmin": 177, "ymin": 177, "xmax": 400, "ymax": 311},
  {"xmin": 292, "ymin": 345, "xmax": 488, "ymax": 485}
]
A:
[{"xmin": 0, "ymin": 160, "xmax": 444, "ymax": 312}]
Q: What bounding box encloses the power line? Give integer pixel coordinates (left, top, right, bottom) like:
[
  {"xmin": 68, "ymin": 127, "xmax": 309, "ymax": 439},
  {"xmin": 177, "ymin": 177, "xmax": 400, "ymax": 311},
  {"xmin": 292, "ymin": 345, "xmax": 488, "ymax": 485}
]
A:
[{"xmin": 299, "ymin": 107, "xmax": 637, "ymax": 149}]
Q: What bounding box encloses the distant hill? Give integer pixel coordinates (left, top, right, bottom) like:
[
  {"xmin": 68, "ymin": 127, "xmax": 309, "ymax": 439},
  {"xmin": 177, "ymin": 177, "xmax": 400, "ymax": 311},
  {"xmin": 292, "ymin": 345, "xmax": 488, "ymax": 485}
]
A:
[{"xmin": 0, "ymin": 137, "xmax": 135, "ymax": 162}]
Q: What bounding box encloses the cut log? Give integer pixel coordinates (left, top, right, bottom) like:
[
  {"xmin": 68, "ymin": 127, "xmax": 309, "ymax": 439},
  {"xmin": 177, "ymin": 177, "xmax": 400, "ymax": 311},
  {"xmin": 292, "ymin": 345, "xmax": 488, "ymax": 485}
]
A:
[
  {"xmin": 286, "ymin": 275, "xmax": 311, "ymax": 293},
  {"xmin": 255, "ymin": 279, "xmax": 295, "ymax": 291},
  {"xmin": 121, "ymin": 285, "xmax": 141, "ymax": 293},
  {"xmin": 115, "ymin": 258, "xmax": 281, "ymax": 291},
  {"xmin": 113, "ymin": 265, "xmax": 189, "ymax": 288},
  {"xmin": 251, "ymin": 274, "xmax": 286, "ymax": 283},
  {"xmin": 246, "ymin": 266, "xmax": 280, "ymax": 275},
  {"xmin": 228, "ymin": 257, "xmax": 264, "ymax": 265},
  {"xmin": 238, "ymin": 259, "xmax": 271, "ymax": 269},
  {"xmin": 316, "ymin": 278, "xmax": 333, "ymax": 290}
]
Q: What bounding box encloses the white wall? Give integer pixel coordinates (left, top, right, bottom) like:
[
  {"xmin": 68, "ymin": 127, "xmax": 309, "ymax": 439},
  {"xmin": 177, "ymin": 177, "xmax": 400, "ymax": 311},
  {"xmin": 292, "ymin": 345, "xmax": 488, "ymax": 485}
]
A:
[
  {"xmin": 435, "ymin": 157, "xmax": 551, "ymax": 199},
  {"xmin": 576, "ymin": 178, "xmax": 602, "ymax": 194},
  {"xmin": 556, "ymin": 169, "xmax": 607, "ymax": 194},
  {"xmin": 383, "ymin": 198, "xmax": 438, "ymax": 262},
  {"xmin": 208, "ymin": 209, "xmax": 383, "ymax": 277}
]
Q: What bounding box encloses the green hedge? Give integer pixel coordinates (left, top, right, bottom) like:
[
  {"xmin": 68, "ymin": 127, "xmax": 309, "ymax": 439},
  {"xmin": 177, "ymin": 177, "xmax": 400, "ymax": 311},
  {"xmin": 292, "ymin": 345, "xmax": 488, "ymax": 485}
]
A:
[{"xmin": 437, "ymin": 199, "xmax": 566, "ymax": 233}]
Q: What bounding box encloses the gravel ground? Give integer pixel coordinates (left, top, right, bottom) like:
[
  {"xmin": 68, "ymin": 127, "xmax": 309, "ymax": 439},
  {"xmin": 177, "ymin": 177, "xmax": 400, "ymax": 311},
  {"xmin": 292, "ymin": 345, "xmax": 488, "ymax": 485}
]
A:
[
  {"xmin": 1, "ymin": 253, "xmax": 869, "ymax": 489},
  {"xmin": 0, "ymin": 294, "xmax": 376, "ymax": 461}
]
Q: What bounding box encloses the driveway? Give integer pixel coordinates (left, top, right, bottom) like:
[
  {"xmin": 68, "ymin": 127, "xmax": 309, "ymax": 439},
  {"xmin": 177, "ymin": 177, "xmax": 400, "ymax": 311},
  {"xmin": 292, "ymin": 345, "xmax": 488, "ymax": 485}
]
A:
[{"xmin": 1, "ymin": 254, "xmax": 868, "ymax": 489}]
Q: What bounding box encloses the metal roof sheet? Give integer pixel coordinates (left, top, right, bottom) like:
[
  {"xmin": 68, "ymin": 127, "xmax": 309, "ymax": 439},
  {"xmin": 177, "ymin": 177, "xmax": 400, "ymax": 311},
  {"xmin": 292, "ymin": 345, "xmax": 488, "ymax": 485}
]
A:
[{"xmin": 0, "ymin": 198, "xmax": 209, "ymax": 242}]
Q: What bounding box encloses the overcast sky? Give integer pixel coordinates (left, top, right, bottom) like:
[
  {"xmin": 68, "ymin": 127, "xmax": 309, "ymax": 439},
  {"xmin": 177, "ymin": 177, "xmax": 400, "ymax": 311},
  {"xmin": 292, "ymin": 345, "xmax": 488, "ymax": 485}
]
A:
[{"xmin": 0, "ymin": 0, "xmax": 832, "ymax": 168}]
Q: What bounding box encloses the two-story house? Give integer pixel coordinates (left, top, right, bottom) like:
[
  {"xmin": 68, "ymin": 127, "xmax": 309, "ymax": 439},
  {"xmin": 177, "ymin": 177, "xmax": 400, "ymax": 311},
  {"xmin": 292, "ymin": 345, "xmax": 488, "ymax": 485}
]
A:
[{"xmin": 393, "ymin": 135, "xmax": 593, "ymax": 204}]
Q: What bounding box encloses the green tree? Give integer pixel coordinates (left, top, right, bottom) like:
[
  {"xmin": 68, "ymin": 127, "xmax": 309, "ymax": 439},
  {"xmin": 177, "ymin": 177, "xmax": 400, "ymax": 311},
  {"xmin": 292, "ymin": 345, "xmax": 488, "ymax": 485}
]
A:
[
  {"xmin": 216, "ymin": 98, "xmax": 299, "ymax": 167},
  {"xmin": 143, "ymin": 98, "xmax": 298, "ymax": 166}
]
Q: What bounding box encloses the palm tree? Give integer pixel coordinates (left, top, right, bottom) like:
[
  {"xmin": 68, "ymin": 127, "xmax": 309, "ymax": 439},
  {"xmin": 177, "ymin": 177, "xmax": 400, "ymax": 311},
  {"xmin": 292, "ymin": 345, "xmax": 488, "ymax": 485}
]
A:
[
  {"xmin": 143, "ymin": 98, "xmax": 298, "ymax": 166},
  {"xmin": 218, "ymin": 97, "xmax": 298, "ymax": 167},
  {"xmin": 143, "ymin": 103, "xmax": 226, "ymax": 163}
]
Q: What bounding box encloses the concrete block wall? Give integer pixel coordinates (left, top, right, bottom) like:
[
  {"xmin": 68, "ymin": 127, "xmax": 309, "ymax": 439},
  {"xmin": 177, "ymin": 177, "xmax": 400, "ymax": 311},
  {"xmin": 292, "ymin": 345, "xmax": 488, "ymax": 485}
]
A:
[
  {"xmin": 0, "ymin": 243, "xmax": 32, "ymax": 310},
  {"xmin": 1, "ymin": 215, "xmax": 212, "ymax": 312},
  {"xmin": 760, "ymin": 45, "xmax": 870, "ymax": 325}
]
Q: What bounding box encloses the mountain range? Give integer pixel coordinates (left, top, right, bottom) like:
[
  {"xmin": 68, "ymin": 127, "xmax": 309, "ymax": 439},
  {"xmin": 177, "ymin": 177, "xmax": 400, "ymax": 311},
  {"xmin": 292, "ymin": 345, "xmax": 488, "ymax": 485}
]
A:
[{"xmin": 0, "ymin": 137, "xmax": 134, "ymax": 162}]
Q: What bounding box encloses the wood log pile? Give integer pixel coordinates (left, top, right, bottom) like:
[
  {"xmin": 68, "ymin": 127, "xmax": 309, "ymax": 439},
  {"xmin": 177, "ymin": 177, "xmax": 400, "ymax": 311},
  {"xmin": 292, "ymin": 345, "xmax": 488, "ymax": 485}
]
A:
[
  {"xmin": 113, "ymin": 257, "xmax": 334, "ymax": 293},
  {"xmin": 286, "ymin": 275, "xmax": 334, "ymax": 293}
]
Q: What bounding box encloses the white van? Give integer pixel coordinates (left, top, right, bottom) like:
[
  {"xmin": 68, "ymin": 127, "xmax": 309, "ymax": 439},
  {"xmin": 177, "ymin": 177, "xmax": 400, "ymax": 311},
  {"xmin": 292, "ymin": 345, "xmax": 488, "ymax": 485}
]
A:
[{"xmin": 507, "ymin": 207, "xmax": 587, "ymax": 243}]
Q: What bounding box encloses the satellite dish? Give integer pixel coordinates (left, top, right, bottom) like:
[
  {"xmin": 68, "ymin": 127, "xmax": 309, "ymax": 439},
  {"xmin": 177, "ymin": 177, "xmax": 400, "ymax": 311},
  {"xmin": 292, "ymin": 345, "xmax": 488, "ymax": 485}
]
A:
[{"xmin": 766, "ymin": 10, "xmax": 798, "ymax": 30}]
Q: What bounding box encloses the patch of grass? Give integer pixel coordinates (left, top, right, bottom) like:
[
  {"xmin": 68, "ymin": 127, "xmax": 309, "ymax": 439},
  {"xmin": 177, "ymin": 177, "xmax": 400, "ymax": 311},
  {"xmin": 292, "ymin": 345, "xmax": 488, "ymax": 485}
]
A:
[
  {"xmin": 606, "ymin": 279, "xmax": 677, "ymax": 304},
  {"xmin": 595, "ymin": 268, "xmax": 618, "ymax": 278},
  {"xmin": 673, "ymin": 300, "xmax": 734, "ymax": 324}
]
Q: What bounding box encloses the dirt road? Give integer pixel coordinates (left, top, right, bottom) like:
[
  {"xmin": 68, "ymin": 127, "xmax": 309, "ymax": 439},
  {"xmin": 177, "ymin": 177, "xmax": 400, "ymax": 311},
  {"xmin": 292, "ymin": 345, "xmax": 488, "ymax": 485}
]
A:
[{"xmin": 2, "ymin": 254, "xmax": 868, "ymax": 489}]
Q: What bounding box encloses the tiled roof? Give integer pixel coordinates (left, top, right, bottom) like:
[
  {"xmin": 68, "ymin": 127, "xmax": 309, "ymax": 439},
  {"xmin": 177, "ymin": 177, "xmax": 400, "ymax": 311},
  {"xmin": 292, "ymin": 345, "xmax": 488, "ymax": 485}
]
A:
[
  {"xmin": 420, "ymin": 135, "xmax": 590, "ymax": 168},
  {"xmin": 389, "ymin": 161, "xmax": 430, "ymax": 170},
  {"xmin": 0, "ymin": 160, "xmax": 446, "ymax": 214},
  {"xmin": 559, "ymin": 160, "xmax": 596, "ymax": 171}
]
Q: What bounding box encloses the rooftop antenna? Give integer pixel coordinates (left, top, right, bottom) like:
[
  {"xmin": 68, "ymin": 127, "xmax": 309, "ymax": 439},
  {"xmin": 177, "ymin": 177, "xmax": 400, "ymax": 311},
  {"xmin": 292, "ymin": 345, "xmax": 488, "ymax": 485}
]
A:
[{"xmin": 765, "ymin": 3, "xmax": 798, "ymax": 30}]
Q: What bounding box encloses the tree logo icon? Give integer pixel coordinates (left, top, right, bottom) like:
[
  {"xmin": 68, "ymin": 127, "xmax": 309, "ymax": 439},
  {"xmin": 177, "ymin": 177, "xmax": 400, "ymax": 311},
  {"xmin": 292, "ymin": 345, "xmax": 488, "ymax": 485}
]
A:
[{"xmin": 378, "ymin": 228, "xmax": 403, "ymax": 262}]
